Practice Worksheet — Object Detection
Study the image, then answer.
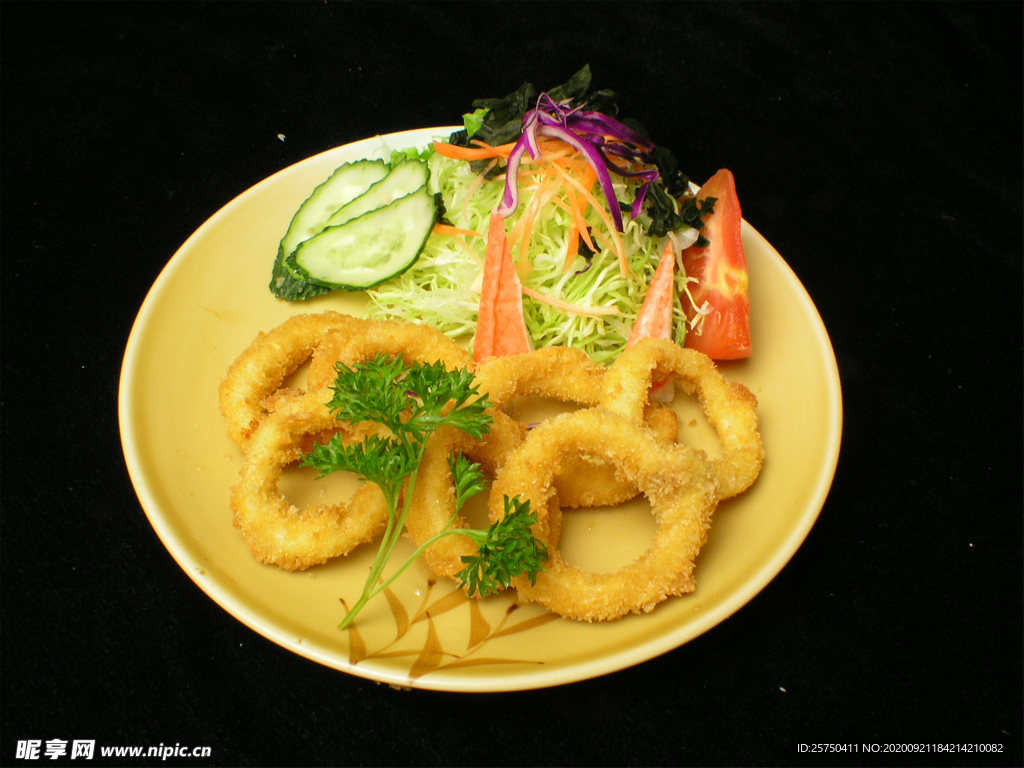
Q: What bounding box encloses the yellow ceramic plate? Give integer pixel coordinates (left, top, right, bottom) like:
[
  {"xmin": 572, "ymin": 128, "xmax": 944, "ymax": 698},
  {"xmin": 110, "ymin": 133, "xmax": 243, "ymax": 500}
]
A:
[{"xmin": 119, "ymin": 127, "xmax": 842, "ymax": 692}]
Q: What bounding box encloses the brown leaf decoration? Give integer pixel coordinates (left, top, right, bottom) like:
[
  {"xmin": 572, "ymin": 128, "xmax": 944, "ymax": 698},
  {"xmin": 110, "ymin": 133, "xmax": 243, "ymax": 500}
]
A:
[
  {"xmin": 342, "ymin": 577, "xmax": 560, "ymax": 680},
  {"xmin": 467, "ymin": 599, "xmax": 491, "ymax": 650},
  {"xmin": 409, "ymin": 578, "xmax": 437, "ymax": 620},
  {"xmin": 383, "ymin": 586, "xmax": 410, "ymax": 639},
  {"xmin": 343, "ymin": 601, "xmax": 368, "ymax": 664},
  {"xmin": 413, "ymin": 586, "xmax": 468, "ymax": 624},
  {"xmin": 408, "ymin": 615, "xmax": 450, "ymax": 680},
  {"xmin": 488, "ymin": 611, "xmax": 561, "ymax": 639}
]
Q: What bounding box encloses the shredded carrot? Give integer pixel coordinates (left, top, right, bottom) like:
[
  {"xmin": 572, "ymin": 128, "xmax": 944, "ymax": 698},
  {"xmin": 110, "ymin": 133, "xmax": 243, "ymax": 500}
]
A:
[
  {"xmin": 591, "ymin": 229, "xmax": 614, "ymax": 256},
  {"xmin": 552, "ymin": 161, "xmax": 598, "ymax": 272},
  {"xmin": 528, "ymin": 177, "xmax": 563, "ymax": 266},
  {"xmin": 453, "ymin": 235, "xmax": 483, "ymax": 264},
  {"xmin": 507, "ymin": 149, "xmax": 598, "ymax": 274},
  {"xmin": 508, "ymin": 169, "xmax": 561, "ymax": 273},
  {"xmin": 525, "ymin": 141, "xmax": 576, "ymax": 165},
  {"xmin": 550, "ymin": 159, "xmax": 629, "ymax": 276},
  {"xmin": 520, "ymin": 285, "xmax": 619, "ymax": 317},
  {"xmin": 549, "ymin": 196, "xmax": 596, "ymax": 254},
  {"xmin": 577, "ymin": 162, "xmax": 597, "ymax": 198},
  {"xmin": 461, "ymin": 158, "xmax": 498, "ymax": 221},
  {"xmin": 590, "ymin": 229, "xmax": 628, "ymax": 275},
  {"xmin": 433, "ymin": 223, "xmax": 482, "ymax": 238},
  {"xmin": 441, "ymin": 134, "xmax": 631, "ymax": 278},
  {"xmin": 432, "ymin": 140, "xmax": 515, "ymax": 161},
  {"xmin": 563, "ymin": 225, "xmax": 580, "ymax": 272},
  {"xmin": 575, "ymin": 162, "xmax": 598, "ymax": 248},
  {"xmin": 554, "ymin": 186, "xmax": 583, "ymax": 272}
]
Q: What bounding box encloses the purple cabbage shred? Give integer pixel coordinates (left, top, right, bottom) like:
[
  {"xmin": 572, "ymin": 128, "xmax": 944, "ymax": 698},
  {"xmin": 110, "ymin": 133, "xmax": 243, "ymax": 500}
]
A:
[{"xmin": 495, "ymin": 92, "xmax": 660, "ymax": 232}]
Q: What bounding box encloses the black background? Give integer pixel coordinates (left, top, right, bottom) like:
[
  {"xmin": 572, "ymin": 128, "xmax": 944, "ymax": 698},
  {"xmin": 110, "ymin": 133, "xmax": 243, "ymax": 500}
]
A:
[{"xmin": 2, "ymin": 2, "xmax": 1021, "ymax": 767}]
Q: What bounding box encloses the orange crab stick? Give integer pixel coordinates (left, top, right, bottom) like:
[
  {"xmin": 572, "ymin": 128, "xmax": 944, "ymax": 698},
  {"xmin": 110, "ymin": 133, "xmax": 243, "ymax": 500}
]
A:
[
  {"xmin": 626, "ymin": 240, "xmax": 677, "ymax": 348},
  {"xmin": 473, "ymin": 212, "xmax": 533, "ymax": 363},
  {"xmin": 626, "ymin": 240, "xmax": 677, "ymax": 400}
]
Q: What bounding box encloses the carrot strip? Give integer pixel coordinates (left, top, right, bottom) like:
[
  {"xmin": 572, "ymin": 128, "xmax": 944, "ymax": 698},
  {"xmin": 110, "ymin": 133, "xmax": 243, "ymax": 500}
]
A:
[
  {"xmin": 550, "ymin": 160, "xmax": 628, "ymax": 275},
  {"xmin": 453, "ymin": 235, "xmax": 483, "ymax": 264},
  {"xmin": 560, "ymin": 160, "xmax": 599, "ymax": 271},
  {"xmin": 549, "ymin": 196, "xmax": 597, "ymax": 256},
  {"xmin": 510, "ymin": 171, "xmax": 560, "ymax": 272},
  {"xmin": 557, "ymin": 181, "xmax": 584, "ymax": 272},
  {"xmin": 461, "ymin": 158, "xmax": 498, "ymax": 221},
  {"xmin": 432, "ymin": 140, "xmax": 515, "ymax": 161},
  {"xmin": 528, "ymin": 143, "xmax": 576, "ymax": 164},
  {"xmin": 520, "ymin": 285, "xmax": 620, "ymax": 317},
  {"xmin": 433, "ymin": 223, "xmax": 483, "ymax": 238},
  {"xmin": 563, "ymin": 224, "xmax": 580, "ymax": 272}
]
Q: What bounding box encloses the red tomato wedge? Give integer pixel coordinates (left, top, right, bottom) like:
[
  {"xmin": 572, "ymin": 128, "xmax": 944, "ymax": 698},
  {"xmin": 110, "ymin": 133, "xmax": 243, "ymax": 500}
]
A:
[
  {"xmin": 473, "ymin": 212, "xmax": 533, "ymax": 363},
  {"xmin": 626, "ymin": 240, "xmax": 676, "ymax": 349},
  {"xmin": 681, "ymin": 169, "xmax": 752, "ymax": 360}
]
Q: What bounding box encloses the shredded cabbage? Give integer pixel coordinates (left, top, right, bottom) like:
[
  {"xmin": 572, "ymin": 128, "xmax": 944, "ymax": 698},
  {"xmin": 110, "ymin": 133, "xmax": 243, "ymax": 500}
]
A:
[{"xmin": 365, "ymin": 150, "xmax": 695, "ymax": 364}]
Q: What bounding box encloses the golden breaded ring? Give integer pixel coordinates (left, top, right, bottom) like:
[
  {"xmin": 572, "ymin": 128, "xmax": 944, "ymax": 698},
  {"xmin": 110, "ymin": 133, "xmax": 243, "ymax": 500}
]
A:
[
  {"xmin": 219, "ymin": 311, "xmax": 361, "ymax": 448},
  {"xmin": 472, "ymin": 346, "xmax": 605, "ymax": 408},
  {"xmin": 474, "ymin": 347, "xmax": 678, "ymax": 508},
  {"xmin": 599, "ymin": 338, "xmax": 764, "ymax": 499},
  {"xmin": 401, "ymin": 423, "xmax": 546, "ymax": 585},
  {"xmin": 306, "ymin": 318, "xmax": 472, "ymax": 391},
  {"xmin": 300, "ymin": 321, "xmax": 511, "ymax": 582},
  {"xmin": 403, "ymin": 350, "xmax": 596, "ymax": 583},
  {"xmin": 229, "ymin": 390, "xmax": 389, "ymax": 571},
  {"xmin": 489, "ymin": 408, "xmax": 718, "ymax": 621}
]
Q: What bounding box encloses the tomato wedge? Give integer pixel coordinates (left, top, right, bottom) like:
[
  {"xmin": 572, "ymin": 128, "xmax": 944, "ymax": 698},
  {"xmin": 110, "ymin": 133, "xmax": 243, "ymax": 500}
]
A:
[{"xmin": 681, "ymin": 169, "xmax": 752, "ymax": 360}]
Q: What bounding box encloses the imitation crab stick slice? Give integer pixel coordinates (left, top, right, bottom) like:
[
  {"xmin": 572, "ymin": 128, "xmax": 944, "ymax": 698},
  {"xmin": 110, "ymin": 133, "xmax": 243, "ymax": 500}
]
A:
[
  {"xmin": 626, "ymin": 240, "xmax": 678, "ymax": 401},
  {"xmin": 626, "ymin": 240, "xmax": 677, "ymax": 348},
  {"xmin": 473, "ymin": 212, "xmax": 533, "ymax": 363}
]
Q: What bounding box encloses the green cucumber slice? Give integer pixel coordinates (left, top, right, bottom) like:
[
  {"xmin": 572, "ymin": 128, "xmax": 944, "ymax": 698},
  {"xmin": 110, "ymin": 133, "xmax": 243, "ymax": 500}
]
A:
[
  {"xmin": 292, "ymin": 185, "xmax": 436, "ymax": 291},
  {"xmin": 271, "ymin": 158, "xmax": 388, "ymax": 299},
  {"xmin": 324, "ymin": 159, "xmax": 430, "ymax": 228},
  {"xmin": 280, "ymin": 159, "xmax": 388, "ymax": 257}
]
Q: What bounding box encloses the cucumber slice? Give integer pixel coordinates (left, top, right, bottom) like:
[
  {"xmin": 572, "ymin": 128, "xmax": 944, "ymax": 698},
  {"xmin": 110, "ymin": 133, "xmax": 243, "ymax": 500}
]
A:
[
  {"xmin": 292, "ymin": 185, "xmax": 436, "ymax": 291},
  {"xmin": 280, "ymin": 159, "xmax": 388, "ymax": 257},
  {"xmin": 271, "ymin": 158, "xmax": 388, "ymax": 299},
  {"xmin": 324, "ymin": 159, "xmax": 430, "ymax": 228}
]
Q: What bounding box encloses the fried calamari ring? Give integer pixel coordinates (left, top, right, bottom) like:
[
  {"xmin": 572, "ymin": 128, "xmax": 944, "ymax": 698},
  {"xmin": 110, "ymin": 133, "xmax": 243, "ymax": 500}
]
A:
[
  {"xmin": 229, "ymin": 391, "xmax": 389, "ymax": 571},
  {"xmin": 305, "ymin": 315, "xmax": 525, "ymax": 496},
  {"xmin": 401, "ymin": 425, "xmax": 520, "ymax": 584},
  {"xmin": 306, "ymin": 318, "xmax": 472, "ymax": 391},
  {"xmin": 301, "ymin": 320, "xmax": 528, "ymax": 582},
  {"xmin": 474, "ymin": 347, "xmax": 678, "ymax": 508},
  {"xmin": 219, "ymin": 311, "xmax": 360, "ymax": 448},
  {"xmin": 558, "ymin": 403, "xmax": 678, "ymax": 508},
  {"xmin": 401, "ymin": 349, "xmax": 589, "ymax": 583},
  {"xmin": 403, "ymin": 422, "xmax": 565, "ymax": 587},
  {"xmin": 489, "ymin": 407, "xmax": 719, "ymax": 621},
  {"xmin": 599, "ymin": 338, "xmax": 764, "ymax": 499},
  {"xmin": 472, "ymin": 346, "xmax": 605, "ymax": 408}
]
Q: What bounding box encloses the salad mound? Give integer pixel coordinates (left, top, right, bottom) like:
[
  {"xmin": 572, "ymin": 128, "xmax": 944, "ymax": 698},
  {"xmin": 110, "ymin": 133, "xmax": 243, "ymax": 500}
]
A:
[
  {"xmin": 366, "ymin": 146, "xmax": 690, "ymax": 362},
  {"xmin": 272, "ymin": 65, "xmax": 750, "ymax": 364}
]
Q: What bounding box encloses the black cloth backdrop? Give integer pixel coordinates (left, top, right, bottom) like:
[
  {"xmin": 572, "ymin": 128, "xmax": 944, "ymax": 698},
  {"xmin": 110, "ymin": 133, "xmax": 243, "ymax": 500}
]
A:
[{"xmin": 2, "ymin": 2, "xmax": 1021, "ymax": 767}]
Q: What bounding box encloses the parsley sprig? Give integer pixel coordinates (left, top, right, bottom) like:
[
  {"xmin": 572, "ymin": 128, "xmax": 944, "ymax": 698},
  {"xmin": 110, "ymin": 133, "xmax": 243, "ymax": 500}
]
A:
[
  {"xmin": 455, "ymin": 494, "xmax": 547, "ymax": 598},
  {"xmin": 301, "ymin": 354, "xmax": 547, "ymax": 629}
]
